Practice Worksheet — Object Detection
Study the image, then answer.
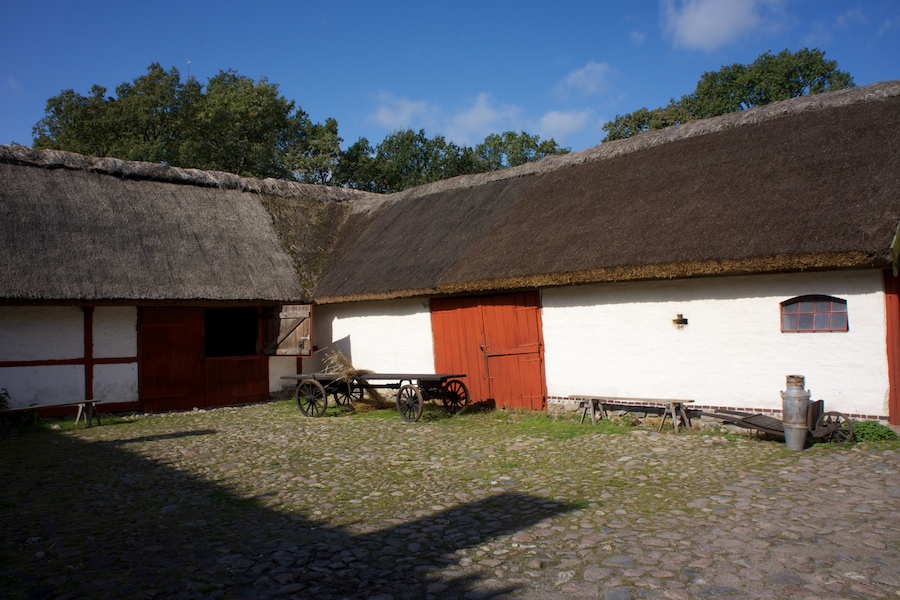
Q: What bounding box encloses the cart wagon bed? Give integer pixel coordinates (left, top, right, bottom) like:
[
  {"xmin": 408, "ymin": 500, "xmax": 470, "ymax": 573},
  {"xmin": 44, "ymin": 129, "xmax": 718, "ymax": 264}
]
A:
[{"xmin": 282, "ymin": 372, "xmax": 469, "ymax": 422}]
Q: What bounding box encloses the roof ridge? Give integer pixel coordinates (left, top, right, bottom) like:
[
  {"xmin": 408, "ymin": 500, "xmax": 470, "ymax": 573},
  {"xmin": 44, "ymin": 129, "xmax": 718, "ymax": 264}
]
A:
[{"xmin": 0, "ymin": 144, "xmax": 375, "ymax": 202}]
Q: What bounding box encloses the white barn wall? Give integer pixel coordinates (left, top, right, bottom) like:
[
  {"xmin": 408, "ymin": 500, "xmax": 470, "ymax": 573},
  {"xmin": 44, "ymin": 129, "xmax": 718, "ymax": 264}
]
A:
[
  {"xmin": 269, "ymin": 356, "xmax": 299, "ymax": 392},
  {"xmin": 0, "ymin": 306, "xmax": 139, "ymax": 409},
  {"xmin": 311, "ymin": 299, "xmax": 435, "ymax": 374},
  {"xmin": 0, "ymin": 306, "xmax": 83, "ymax": 361},
  {"xmin": 93, "ymin": 364, "xmax": 138, "ymax": 403},
  {"xmin": 2, "ymin": 365, "xmax": 84, "ymax": 409},
  {"xmin": 93, "ymin": 307, "xmax": 137, "ymax": 358},
  {"xmin": 542, "ymin": 270, "xmax": 889, "ymax": 418}
]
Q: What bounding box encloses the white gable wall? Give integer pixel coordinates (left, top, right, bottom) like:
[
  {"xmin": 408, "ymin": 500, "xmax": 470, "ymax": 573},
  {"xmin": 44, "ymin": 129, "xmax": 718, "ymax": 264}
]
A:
[
  {"xmin": 310, "ymin": 299, "xmax": 435, "ymax": 374},
  {"xmin": 542, "ymin": 270, "xmax": 888, "ymax": 418}
]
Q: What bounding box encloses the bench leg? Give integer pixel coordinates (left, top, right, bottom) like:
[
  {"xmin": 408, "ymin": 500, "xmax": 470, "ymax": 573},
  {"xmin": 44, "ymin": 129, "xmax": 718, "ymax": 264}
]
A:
[
  {"xmin": 75, "ymin": 402, "xmax": 101, "ymax": 427},
  {"xmin": 659, "ymin": 403, "xmax": 681, "ymax": 433}
]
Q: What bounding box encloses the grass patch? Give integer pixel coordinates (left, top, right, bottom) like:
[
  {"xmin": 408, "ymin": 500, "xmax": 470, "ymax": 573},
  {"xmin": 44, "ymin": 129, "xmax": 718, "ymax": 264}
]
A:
[{"xmin": 473, "ymin": 409, "xmax": 632, "ymax": 439}]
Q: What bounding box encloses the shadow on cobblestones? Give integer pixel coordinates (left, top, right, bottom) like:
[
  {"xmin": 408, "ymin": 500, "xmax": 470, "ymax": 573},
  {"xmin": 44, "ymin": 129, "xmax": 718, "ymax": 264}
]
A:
[{"xmin": 1, "ymin": 426, "xmax": 576, "ymax": 599}]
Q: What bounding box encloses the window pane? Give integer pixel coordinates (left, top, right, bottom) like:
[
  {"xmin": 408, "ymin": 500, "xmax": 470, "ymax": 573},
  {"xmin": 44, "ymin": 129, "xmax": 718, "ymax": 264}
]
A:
[
  {"xmin": 782, "ymin": 314, "xmax": 797, "ymax": 330},
  {"xmin": 815, "ymin": 300, "xmax": 832, "ymax": 312},
  {"xmin": 831, "ymin": 312, "xmax": 848, "ymax": 331},
  {"xmin": 782, "ymin": 303, "xmax": 798, "ymax": 313},
  {"xmin": 813, "ymin": 313, "xmax": 830, "ymax": 330},
  {"xmin": 799, "ymin": 301, "xmax": 815, "ymax": 312},
  {"xmin": 798, "ymin": 313, "xmax": 814, "ymax": 330},
  {"xmin": 832, "ymin": 301, "xmax": 847, "ymax": 313}
]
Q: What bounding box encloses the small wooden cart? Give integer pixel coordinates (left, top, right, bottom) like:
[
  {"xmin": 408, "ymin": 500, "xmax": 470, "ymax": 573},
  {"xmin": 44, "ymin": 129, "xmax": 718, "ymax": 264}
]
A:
[
  {"xmin": 282, "ymin": 373, "xmax": 469, "ymax": 422},
  {"xmin": 698, "ymin": 399, "xmax": 853, "ymax": 444}
]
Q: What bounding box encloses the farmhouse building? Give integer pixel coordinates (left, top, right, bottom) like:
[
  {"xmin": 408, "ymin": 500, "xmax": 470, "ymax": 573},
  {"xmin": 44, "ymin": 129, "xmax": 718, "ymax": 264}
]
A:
[{"xmin": 1, "ymin": 80, "xmax": 899, "ymax": 424}]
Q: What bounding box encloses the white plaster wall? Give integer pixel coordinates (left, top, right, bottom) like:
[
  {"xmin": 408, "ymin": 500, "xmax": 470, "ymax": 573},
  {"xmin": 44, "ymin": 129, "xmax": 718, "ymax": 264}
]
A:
[
  {"xmin": 93, "ymin": 307, "xmax": 137, "ymax": 358},
  {"xmin": 93, "ymin": 363, "xmax": 138, "ymax": 403},
  {"xmin": 0, "ymin": 306, "xmax": 83, "ymax": 361},
  {"xmin": 269, "ymin": 356, "xmax": 299, "ymax": 392},
  {"xmin": 311, "ymin": 299, "xmax": 435, "ymax": 373},
  {"xmin": 0, "ymin": 306, "xmax": 139, "ymax": 409},
  {"xmin": 1, "ymin": 365, "xmax": 84, "ymax": 409},
  {"xmin": 542, "ymin": 270, "xmax": 889, "ymax": 417}
]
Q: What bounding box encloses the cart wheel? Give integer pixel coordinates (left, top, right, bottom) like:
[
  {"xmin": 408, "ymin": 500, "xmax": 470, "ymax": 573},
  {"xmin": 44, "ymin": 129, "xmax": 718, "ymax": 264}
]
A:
[
  {"xmin": 396, "ymin": 385, "xmax": 424, "ymax": 422},
  {"xmin": 332, "ymin": 378, "xmax": 361, "ymax": 407},
  {"xmin": 296, "ymin": 380, "xmax": 328, "ymax": 417},
  {"xmin": 441, "ymin": 379, "xmax": 469, "ymax": 416},
  {"xmin": 815, "ymin": 411, "xmax": 854, "ymax": 444}
]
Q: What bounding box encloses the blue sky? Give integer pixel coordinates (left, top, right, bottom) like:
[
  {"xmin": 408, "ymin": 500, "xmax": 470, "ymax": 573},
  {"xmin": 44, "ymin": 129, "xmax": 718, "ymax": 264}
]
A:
[{"xmin": 1, "ymin": 1, "xmax": 898, "ymax": 153}]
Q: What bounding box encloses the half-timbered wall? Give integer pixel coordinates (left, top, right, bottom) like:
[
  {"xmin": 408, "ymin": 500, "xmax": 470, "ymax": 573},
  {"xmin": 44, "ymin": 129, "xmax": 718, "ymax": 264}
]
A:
[
  {"xmin": 0, "ymin": 306, "xmax": 138, "ymax": 409},
  {"xmin": 542, "ymin": 270, "xmax": 890, "ymax": 419}
]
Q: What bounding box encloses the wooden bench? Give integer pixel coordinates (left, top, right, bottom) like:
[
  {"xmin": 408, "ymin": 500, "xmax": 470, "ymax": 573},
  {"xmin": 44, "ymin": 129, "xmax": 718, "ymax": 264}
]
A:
[
  {"xmin": 1, "ymin": 401, "xmax": 101, "ymax": 439},
  {"xmin": 569, "ymin": 396, "xmax": 695, "ymax": 433}
]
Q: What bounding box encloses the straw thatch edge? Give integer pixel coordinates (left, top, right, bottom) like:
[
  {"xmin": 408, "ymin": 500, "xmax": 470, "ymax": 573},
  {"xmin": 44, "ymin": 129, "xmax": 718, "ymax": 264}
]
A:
[
  {"xmin": 314, "ymin": 251, "xmax": 884, "ymax": 304},
  {"xmin": 0, "ymin": 144, "xmax": 378, "ymax": 203}
]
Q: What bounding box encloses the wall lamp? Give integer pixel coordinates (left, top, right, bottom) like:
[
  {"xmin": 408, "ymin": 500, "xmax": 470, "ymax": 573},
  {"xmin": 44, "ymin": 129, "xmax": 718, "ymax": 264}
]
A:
[{"xmin": 673, "ymin": 314, "xmax": 688, "ymax": 326}]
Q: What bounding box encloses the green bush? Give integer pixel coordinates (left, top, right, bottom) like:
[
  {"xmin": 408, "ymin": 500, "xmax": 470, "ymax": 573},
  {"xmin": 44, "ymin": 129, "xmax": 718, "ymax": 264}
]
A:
[{"xmin": 852, "ymin": 420, "xmax": 898, "ymax": 442}]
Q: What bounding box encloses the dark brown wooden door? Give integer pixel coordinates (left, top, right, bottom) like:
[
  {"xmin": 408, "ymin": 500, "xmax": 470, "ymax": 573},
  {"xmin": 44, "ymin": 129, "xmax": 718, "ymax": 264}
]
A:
[
  {"xmin": 432, "ymin": 291, "xmax": 546, "ymax": 410},
  {"xmin": 139, "ymin": 307, "xmax": 205, "ymax": 412},
  {"xmin": 139, "ymin": 307, "xmax": 270, "ymax": 411}
]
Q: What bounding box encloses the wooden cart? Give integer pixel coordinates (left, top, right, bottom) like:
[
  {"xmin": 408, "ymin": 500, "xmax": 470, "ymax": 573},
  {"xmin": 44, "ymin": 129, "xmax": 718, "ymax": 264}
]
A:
[
  {"xmin": 282, "ymin": 373, "xmax": 469, "ymax": 422},
  {"xmin": 698, "ymin": 399, "xmax": 853, "ymax": 444}
]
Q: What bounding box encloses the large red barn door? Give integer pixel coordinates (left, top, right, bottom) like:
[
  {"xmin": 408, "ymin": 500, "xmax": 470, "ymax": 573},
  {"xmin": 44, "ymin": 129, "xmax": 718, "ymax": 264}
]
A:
[
  {"xmin": 432, "ymin": 291, "xmax": 546, "ymax": 410},
  {"xmin": 139, "ymin": 307, "xmax": 205, "ymax": 412}
]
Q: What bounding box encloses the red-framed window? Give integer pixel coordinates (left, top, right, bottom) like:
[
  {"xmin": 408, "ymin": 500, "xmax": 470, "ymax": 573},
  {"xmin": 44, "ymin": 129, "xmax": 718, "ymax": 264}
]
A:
[{"xmin": 781, "ymin": 295, "xmax": 848, "ymax": 332}]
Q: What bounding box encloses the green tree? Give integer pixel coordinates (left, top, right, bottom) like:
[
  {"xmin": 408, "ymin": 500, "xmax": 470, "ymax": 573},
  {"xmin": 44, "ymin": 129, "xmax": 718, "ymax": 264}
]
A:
[
  {"xmin": 333, "ymin": 137, "xmax": 379, "ymax": 191},
  {"xmin": 602, "ymin": 48, "xmax": 854, "ymax": 141},
  {"xmin": 338, "ymin": 129, "xmax": 568, "ymax": 192},
  {"xmin": 475, "ymin": 131, "xmax": 569, "ymax": 171},
  {"xmin": 33, "ymin": 64, "xmax": 339, "ymax": 181},
  {"xmin": 337, "ymin": 129, "xmax": 480, "ymax": 193}
]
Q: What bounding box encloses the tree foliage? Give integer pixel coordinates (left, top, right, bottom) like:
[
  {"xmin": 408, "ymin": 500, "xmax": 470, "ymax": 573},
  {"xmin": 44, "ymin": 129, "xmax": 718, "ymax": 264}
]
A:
[
  {"xmin": 475, "ymin": 131, "xmax": 568, "ymax": 171},
  {"xmin": 602, "ymin": 48, "xmax": 854, "ymax": 142},
  {"xmin": 33, "ymin": 64, "xmax": 341, "ymax": 181},
  {"xmin": 336, "ymin": 129, "xmax": 568, "ymax": 193},
  {"xmin": 33, "ymin": 63, "xmax": 568, "ymax": 190}
]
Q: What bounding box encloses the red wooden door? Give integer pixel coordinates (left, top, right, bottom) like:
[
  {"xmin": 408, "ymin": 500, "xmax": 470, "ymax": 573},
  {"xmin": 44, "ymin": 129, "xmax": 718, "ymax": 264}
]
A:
[
  {"xmin": 885, "ymin": 271, "xmax": 900, "ymax": 425},
  {"xmin": 432, "ymin": 291, "xmax": 546, "ymax": 410},
  {"xmin": 139, "ymin": 307, "xmax": 270, "ymax": 411},
  {"xmin": 205, "ymin": 356, "xmax": 268, "ymax": 406},
  {"xmin": 139, "ymin": 307, "xmax": 205, "ymax": 412}
]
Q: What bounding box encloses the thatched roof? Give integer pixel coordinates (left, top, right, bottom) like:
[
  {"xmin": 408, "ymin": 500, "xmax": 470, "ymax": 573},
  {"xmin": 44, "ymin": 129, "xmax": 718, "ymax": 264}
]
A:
[
  {"xmin": 3, "ymin": 81, "xmax": 898, "ymax": 305},
  {"xmin": 314, "ymin": 80, "xmax": 900, "ymax": 302},
  {"xmin": 0, "ymin": 146, "xmax": 373, "ymax": 303}
]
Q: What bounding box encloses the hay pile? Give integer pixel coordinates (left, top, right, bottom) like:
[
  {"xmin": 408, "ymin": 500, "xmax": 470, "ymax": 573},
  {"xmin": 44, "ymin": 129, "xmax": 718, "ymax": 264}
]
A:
[{"xmin": 321, "ymin": 351, "xmax": 394, "ymax": 412}]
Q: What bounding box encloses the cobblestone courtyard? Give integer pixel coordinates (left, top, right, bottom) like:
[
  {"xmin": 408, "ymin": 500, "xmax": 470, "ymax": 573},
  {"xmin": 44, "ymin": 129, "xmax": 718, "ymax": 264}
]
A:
[{"xmin": 2, "ymin": 401, "xmax": 898, "ymax": 599}]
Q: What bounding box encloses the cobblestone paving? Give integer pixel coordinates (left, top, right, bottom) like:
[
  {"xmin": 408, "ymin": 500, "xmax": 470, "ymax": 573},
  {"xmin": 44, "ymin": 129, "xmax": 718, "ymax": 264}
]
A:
[{"xmin": 2, "ymin": 401, "xmax": 898, "ymax": 599}]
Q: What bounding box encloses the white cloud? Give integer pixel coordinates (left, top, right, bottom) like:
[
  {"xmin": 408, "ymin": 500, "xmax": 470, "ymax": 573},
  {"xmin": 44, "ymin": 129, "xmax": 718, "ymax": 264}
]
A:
[
  {"xmin": 367, "ymin": 92, "xmax": 438, "ymax": 131},
  {"xmin": 835, "ymin": 8, "xmax": 866, "ymax": 29},
  {"xmin": 630, "ymin": 30, "xmax": 648, "ymax": 44},
  {"xmin": 445, "ymin": 93, "xmax": 523, "ymax": 146},
  {"xmin": 660, "ymin": 0, "xmax": 782, "ymax": 51},
  {"xmin": 558, "ymin": 62, "xmax": 615, "ymax": 98},
  {"xmin": 5, "ymin": 75, "xmax": 23, "ymax": 94},
  {"xmin": 364, "ymin": 90, "xmax": 599, "ymax": 149},
  {"xmin": 537, "ymin": 109, "xmax": 596, "ymax": 145}
]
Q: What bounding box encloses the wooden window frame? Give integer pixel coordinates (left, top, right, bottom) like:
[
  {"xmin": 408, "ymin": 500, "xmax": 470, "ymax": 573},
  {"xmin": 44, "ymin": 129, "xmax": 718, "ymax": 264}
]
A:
[{"xmin": 780, "ymin": 295, "xmax": 848, "ymax": 333}]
